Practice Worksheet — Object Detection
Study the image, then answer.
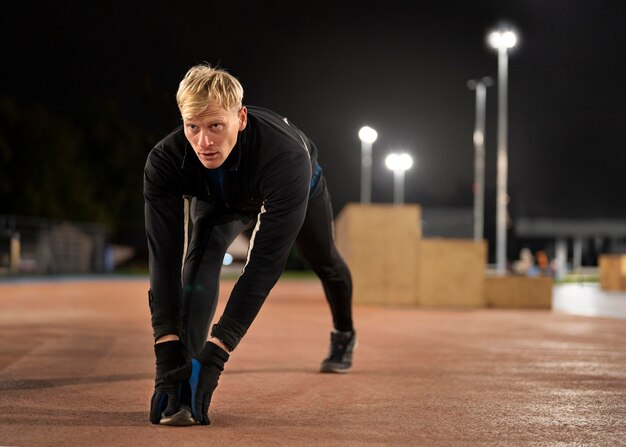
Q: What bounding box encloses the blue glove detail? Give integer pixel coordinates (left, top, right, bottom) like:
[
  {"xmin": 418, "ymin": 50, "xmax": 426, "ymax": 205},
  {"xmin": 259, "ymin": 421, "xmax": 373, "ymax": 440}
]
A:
[
  {"xmin": 189, "ymin": 359, "xmax": 202, "ymax": 417},
  {"xmin": 163, "ymin": 342, "xmax": 229, "ymax": 425}
]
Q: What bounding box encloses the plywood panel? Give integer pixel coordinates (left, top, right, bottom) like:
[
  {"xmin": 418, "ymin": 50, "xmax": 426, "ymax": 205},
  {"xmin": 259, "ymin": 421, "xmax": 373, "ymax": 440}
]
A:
[
  {"xmin": 335, "ymin": 203, "xmax": 421, "ymax": 305},
  {"xmin": 418, "ymin": 239, "xmax": 487, "ymax": 308},
  {"xmin": 599, "ymin": 255, "xmax": 626, "ymax": 291},
  {"xmin": 485, "ymin": 276, "xmax": 553, "ymax": 309}
]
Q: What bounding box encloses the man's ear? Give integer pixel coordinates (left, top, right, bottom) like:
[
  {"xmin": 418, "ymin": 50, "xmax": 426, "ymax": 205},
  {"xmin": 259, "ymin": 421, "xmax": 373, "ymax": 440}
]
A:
[{"xmin": 238, "ymin": 106, "xmax": 248, "ymax": 131}]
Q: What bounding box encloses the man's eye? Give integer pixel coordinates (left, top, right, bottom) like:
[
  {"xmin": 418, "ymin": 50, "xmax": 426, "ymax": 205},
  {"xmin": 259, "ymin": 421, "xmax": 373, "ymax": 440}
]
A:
[{"xmin": 187, "ymin": 124, "xmax": 198, "ymax": 131}]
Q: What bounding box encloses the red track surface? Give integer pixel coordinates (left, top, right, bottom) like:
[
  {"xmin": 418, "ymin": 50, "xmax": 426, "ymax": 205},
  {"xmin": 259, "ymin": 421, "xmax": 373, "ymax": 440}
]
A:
[{"xmin": 1, "ymin": 278, "xmax": 625, "ymax": 446}]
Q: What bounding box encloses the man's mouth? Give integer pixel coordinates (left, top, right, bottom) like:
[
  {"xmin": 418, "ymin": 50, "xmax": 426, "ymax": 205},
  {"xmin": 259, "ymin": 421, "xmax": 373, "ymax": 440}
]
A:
[{"xmin": 199, "ymin": 151, "xmax": 219, "ymax": 159}]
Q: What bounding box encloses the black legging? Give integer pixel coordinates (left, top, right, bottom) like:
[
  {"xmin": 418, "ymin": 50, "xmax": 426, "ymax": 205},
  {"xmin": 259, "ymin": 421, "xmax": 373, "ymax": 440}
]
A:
[{"xmin": 181, "ymin": 178, "xmax": 353, "ymax": 356}]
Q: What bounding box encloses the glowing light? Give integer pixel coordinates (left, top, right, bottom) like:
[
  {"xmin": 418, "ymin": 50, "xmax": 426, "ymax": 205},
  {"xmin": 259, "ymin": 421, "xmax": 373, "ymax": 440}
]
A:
[
  {"xmin": 358, "ymin": 126, "xmax": 378, "ymax": 144},
  {"xmin": 488, "ymin": 29, "xmax": 517, "ymax": 49},
  {"xmin": 385, "ymin": 153, "xmax": 413, "ymax": 171}
]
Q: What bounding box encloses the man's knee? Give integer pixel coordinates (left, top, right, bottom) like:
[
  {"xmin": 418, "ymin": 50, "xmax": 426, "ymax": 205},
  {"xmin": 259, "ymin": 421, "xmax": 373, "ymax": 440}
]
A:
[{"xmin": 311, "ymin": 252, "xmax": 350, "ymax": 281}]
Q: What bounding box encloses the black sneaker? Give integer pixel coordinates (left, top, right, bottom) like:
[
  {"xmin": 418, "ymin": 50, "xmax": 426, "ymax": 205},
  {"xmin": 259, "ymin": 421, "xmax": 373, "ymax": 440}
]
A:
[{"xmin": 320, "ymin": 330, "xmax": 356, "ymax": 373}]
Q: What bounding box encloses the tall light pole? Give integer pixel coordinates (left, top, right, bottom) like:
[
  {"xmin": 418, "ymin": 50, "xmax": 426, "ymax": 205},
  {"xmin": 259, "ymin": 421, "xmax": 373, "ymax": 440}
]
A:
[
  {"xmin": 385, "ymin": 153, "xmax": 413, "ymax": 205},
  {"xmin": 488, "ymin": 28, "xmax": 517, "ymax": 275},
  {"xmin": 358, "ymin": 126, "xmax": 378, "ymax": 204},
  {"xmin": 467, "ymin": 76, "xmax": 493, "ymax": 242}
]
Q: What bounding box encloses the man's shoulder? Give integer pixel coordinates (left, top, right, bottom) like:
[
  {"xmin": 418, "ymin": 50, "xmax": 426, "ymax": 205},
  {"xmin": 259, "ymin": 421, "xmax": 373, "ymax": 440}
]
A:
[
  {"xmin": 246, "ymin": 106, "xmax": 293, "ymax": 133},
  {"xmin": 246, "ymin": 106, "xmax": 310, "ymax": 158},
  {"xmin": 154, "ymin": 126, "xmax": 186, "ymax": 152},
  {"xmin": 145, "ymin": 126, "xmax": 191, "ymax": 175},
  {"xmin": 148, "ymin": 126, "xmax": 186, "ymax": 159},
  {"xmin": 246, "ymin": 105, "xmax": 283, "ymax": 120}
]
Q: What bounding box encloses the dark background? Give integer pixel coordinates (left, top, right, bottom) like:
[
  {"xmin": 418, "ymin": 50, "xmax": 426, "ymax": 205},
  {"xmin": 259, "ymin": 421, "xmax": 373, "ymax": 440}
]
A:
[{"xmin": 1, "ymin": 0, "xmax": 625, "ymax": 262}]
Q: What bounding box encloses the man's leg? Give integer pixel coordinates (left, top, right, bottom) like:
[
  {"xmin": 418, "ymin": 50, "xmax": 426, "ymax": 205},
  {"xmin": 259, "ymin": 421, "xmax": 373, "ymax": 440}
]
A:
[
  {"xmin": 181, "ymin": 198, "xmax": 255, "ymax": 357},
  {"xmin": 161, "ymin": 198, "xmax": 254, "ymax": 425},
  {"xmin": 294, "ymin": 179, "xmax": 355, "ymax": 372}
]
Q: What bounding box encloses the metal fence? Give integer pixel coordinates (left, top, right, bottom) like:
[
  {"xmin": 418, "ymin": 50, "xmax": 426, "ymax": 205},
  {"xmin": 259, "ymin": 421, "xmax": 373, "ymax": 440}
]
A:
[{"xmin": 0, "ymin": 215, "xmax": 108, "ymax": 276}]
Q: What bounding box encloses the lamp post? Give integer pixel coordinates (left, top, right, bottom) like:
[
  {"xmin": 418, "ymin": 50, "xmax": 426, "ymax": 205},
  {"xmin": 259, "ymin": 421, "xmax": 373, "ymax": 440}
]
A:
[
  {"xmin": 488, "ymin": 28, "xmax": 517, "ymax": 275},
  {"xmin": 467, "ymin": 76, "xmax": 493, "ymax": 242},
  {"xmin": 385, "ymin": 153, "xmax": 413, "ymax": 205},
  {"xmin": 358, "ymin": 126, "xmax": 378, "ymax": 204}
]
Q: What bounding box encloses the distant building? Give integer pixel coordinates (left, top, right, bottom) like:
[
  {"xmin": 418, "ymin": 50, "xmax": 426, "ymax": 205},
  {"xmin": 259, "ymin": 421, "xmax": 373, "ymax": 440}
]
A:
[{"xmin": 515, "ymin": 217, "xmax": 626, "ymax": 275}]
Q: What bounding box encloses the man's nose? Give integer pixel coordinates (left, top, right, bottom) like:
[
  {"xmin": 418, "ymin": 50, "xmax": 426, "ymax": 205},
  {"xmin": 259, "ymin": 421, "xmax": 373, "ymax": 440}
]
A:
[{"xmin": 197, "ymin": 131, "xmax": 213, "ymax": 149}]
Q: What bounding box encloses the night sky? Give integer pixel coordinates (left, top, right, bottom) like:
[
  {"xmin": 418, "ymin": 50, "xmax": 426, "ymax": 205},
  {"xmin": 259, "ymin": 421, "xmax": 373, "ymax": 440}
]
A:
[{"xmin": 3, "ymin": 1, "xmax": 626, "ymax": 223}]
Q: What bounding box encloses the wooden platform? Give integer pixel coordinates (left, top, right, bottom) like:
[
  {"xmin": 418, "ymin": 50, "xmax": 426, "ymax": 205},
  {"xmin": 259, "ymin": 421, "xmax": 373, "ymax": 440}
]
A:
[
  {"xmin": 417, "ymin": 238, "xmax": 487, "ymax": 308},
  {"xmin": 599, "ymin": 254, "xmax": 626, "ymax": 291},
  {"xmin": 335, "ymin": 203, "xmax": 550, "ymax": 308},
  {"xmin": 485, "ymin": 275, "xmax": 553, "ymax": 309}
]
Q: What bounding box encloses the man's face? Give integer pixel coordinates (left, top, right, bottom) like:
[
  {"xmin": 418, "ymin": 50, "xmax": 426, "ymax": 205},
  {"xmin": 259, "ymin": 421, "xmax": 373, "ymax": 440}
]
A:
[{"xmin": 183, "ymin": 104, "xmax": 247, "ymax": 169}]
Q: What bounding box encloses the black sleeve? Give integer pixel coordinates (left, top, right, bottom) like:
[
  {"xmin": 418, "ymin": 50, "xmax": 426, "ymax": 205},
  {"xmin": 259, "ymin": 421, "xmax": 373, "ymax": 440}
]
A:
[
  {"xmin": 222, "ymin": 149, "xmax": 312, "ymax": 327},
  {"xmin": 144, "ymin": 148, "xmax": 185, "ymax": 339}
]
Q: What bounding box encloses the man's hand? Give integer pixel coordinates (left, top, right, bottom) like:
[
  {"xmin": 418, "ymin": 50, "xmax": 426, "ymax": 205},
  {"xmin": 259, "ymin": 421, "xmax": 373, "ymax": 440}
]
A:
[
  {"xmin": 162, "ymin": 342, "xmax": 229, "ymax": 425},
  {"xmin": 149, "ymin": 340, "xmax": 186, "ymax": 424}
]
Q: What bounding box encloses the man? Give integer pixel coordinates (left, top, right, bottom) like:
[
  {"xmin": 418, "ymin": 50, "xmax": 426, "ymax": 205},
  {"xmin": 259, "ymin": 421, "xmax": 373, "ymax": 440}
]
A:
[{"xmin": 144, "ymin": 64, "xmax": 356, "ymax": 426}]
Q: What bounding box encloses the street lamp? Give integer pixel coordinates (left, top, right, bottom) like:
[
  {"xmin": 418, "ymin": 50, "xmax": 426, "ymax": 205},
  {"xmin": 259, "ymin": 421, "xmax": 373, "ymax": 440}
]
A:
[
  {"xmin": 358, "ymin": 126, "xmax": 378, "ymax": 204},
  {"xmin": 488, "ymin": 27, "xmax": 517, "ymax": 275},
  {"xmin": 385, "ymin": 152, "xmax": 413, "ymax": 205},
  {"xmin": 467, "ymin": 76, "xmax": 493, "ymax": 242}
]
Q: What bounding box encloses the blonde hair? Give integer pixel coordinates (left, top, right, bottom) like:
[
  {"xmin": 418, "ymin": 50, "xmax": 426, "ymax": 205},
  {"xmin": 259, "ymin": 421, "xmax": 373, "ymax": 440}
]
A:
[{"xmin": 176, "ymin": 64, "xmax": 244, "ymax": 120}]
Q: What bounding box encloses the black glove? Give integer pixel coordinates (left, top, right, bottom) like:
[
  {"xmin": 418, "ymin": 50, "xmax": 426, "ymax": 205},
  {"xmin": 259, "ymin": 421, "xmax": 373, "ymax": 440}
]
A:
[
  {"xmin": 162, "ymin": 342, "xmax": 229, "ymax": 425},
  {"xmin": 149, "ymin": 340, "xmax": 186, "ymax": 424}
]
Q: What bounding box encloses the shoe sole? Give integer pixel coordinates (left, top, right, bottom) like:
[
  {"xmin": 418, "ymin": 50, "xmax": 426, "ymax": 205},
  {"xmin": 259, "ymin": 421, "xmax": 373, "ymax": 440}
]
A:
[
  {"xmin": 159, "ymin": 408, "xmax": 198, "ymax": 426},
  {"xmin": 319, "ymin": 365, "xmax": 351, "ymax": 373}
]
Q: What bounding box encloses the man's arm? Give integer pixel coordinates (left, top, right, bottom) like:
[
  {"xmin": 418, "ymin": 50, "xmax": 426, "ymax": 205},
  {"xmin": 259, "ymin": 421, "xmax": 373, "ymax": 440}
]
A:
[
  {"xmin": 212, "ymin": 149, "xmax": 312, "ymax": 349},
  {"xmin": 144, "ymin": 148, "xmax": 186, "ymax": 340}
]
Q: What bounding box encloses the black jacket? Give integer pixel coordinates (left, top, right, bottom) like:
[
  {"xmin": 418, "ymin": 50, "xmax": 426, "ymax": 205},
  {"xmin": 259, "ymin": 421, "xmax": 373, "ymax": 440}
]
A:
[{"xmin": 144, "ymin": 106, "xmax": 317, "ymax": 336}]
